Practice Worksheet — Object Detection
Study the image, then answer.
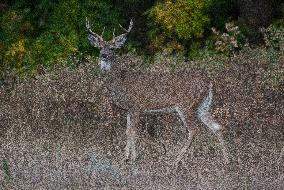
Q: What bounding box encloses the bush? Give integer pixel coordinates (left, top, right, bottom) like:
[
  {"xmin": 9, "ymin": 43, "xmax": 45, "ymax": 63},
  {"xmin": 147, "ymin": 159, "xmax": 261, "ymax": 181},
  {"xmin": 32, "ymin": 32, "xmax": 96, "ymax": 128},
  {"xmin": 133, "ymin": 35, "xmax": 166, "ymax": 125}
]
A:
[
  {"xmin": 211, "ymin": 22, "xmax": 246, "ymax": 56},
  {"xmin": 0, "ymin": 0, "xmax": 124, "ymax": 76},
  {"xmin": 205, "ymin": 0, "xmax": 238, "ymax": 29},
  {"xmin": 260, "ymin": 24, "xmax": 284, "ymax": 90},
  {"xmin": 262, "ymin": 24, "xmax": 284, "ymax": 52},
  {"xmin": 146, "ymin": 0, "xmax": 209, "ymax": 53}
]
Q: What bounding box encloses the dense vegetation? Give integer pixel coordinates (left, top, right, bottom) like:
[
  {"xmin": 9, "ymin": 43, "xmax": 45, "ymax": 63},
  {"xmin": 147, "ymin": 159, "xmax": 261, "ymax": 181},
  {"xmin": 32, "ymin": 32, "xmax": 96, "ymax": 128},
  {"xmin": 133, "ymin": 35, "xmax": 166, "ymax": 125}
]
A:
[
  {"xmin": 0, "ymin": 0, "xmax": 283, "ymax": 89},
  {"xmin": 0, "ymin": 2, "xmax": 283, "ymax": 188}
]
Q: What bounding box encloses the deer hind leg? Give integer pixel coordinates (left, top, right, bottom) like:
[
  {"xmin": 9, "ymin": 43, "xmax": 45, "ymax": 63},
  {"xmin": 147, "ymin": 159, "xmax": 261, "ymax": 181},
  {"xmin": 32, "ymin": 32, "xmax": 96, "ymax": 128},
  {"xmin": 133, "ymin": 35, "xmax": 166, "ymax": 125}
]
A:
[
  {"xmin": 197, "ymin": 83, "xmax": 229, "ymax": 164},
  {"xmin": 174, "ymin": 106, "xmax": 196, "ymax": 165},
  {"xmin": 125, "ymin": 112, "xmax": 139, "ymax": 163}
]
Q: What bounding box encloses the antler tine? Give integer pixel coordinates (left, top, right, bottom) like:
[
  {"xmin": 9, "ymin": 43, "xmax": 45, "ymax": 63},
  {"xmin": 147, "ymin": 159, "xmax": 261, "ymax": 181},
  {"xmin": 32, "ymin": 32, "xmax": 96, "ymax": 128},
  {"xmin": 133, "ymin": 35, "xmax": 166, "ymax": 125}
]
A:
[
  {"xmin": 113, "ymin": 28, "xmax": 116, "ymax": 39},
  {"xmin": 119, "ymin": 24, "xmax": 127, "ymax": 32},
  {"xmin": 119, "ymin": 19, "xmax": 133, "ymax": 33},
  {"xmin": 86, "ymin": 17, "xmax": 90, "ymax": 31},
  {"xmin": 128, "ymin": 19, "xmax": 134, "ymax": 32},
  {"xmin": 101, "ymin": 27, "xmax": 105, "ymax": 37}
]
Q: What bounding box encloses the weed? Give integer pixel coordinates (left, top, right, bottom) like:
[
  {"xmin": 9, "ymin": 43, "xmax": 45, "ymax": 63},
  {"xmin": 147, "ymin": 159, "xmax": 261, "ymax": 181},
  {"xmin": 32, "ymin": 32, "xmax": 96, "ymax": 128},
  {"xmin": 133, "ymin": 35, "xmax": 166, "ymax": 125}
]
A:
[{"xmin": 2, "ymin": 159, "xmax": 12, "ymax": 182}]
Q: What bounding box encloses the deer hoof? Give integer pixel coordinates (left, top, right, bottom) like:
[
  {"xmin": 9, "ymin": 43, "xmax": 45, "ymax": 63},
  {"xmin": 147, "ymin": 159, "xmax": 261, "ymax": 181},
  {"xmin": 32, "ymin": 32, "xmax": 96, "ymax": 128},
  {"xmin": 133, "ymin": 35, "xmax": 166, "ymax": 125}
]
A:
[
  {"xmin": 123, "ymin": 157, "xmax": 130, "ymax": 164},
  {"xmin": 124, "ymin": 157, "xmax": 135, "ymax": 165}
]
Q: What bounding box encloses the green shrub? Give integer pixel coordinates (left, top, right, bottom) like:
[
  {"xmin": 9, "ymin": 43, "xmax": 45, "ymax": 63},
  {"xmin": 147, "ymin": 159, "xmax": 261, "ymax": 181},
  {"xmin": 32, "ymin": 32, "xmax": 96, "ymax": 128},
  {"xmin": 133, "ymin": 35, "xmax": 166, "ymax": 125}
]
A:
[
  {"xmin": 262, "ymin": 24, "xmax": 284, "ymax": 52},
  {"xmin": 205, "ymin": 0, "xmax": 238, "ymax": 29},
  {"xmin": 211, "ymin": 22, "xmax": 246, "ymax": 56},
  {"xmin": 260, "ymin": 24, "xmax": 284, "ymax": 90},
  {"xmin": 146, "ymin": 0, "xmax": 209, "ymax": 53},
  {"xmin": 0, "ymin": 0, "xmax": 124, "ymax": 76}
]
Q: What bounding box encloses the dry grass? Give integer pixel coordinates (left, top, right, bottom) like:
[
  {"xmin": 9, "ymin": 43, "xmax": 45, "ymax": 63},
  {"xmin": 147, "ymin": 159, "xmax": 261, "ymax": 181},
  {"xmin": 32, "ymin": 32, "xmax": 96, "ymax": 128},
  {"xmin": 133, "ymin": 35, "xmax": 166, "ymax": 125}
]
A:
[{"xmin": 0, "ymin": 52, "xmax": 283, "ymax": 189}]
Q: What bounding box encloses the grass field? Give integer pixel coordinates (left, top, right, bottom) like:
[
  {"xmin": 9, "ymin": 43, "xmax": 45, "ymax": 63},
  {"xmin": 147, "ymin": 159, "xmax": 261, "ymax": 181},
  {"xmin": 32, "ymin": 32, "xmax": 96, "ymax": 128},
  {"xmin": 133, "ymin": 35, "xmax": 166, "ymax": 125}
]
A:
[{"xmin": 0, "ymin": 54, "xmax": 283, "ymax": 189}]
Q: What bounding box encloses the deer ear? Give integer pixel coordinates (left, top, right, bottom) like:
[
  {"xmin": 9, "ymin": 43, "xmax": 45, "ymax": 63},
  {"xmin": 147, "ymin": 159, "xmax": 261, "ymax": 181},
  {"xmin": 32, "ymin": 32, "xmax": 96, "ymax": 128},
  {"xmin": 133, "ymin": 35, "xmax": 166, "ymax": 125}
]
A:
[
  {"xmin": 111, "ymin": 34, "xmax": 127, "ymax": 49},
  {"xmin": 88, "ymin": 34, "xmax": 104, "ymax": 48}
]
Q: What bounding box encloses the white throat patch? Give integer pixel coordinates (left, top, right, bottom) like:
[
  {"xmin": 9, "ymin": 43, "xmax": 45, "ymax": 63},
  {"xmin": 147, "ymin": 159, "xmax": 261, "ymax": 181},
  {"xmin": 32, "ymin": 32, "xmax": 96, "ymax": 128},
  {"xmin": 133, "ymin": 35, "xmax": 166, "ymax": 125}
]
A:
[{"xmin": 100, "ymin": 60, "xmax": 111, "ymax": 72}]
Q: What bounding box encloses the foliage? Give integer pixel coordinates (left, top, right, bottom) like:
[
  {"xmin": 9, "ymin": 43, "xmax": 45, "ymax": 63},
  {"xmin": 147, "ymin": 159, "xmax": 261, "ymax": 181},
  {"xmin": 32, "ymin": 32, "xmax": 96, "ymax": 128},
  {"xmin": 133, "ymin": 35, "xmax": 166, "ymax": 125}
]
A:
[
  {"xmin": 4, "ymin": 39, "xmax": 26, "ymax": 69},
  {"xmin": 2, "ymin": 159, "xmax": 12, "ymax": 181},
  {"xmin": 148, "ymin": 0, "xmax": 209, "ymax": 40},
  {"xmin": 0, "ymin": 0, "xmax": 123, "ymax": 76},
  {"xmin": 260, "ymin": 24, "xmax": 284, "ymax": 90},
  {"xmin": 146, "ymin": 0, "xmax": 209, "ymax": 53},
  {"xmin": 187, "ymin": 39, "xmax": 215, "ymax": 60},
  {"xmin": 262, "ymin": 24, "xmax": 284, "ymax": 52},
  {"xmin": 0, "ymin": 0, "xmax": 283, "ymax": 93},
  {"xmin": 205, "ymin": 0, "xmax": 238, "ymax": 29},
  {"xmin": 211, "ymin": 22, "xmax": 246, "ymax": 56}
]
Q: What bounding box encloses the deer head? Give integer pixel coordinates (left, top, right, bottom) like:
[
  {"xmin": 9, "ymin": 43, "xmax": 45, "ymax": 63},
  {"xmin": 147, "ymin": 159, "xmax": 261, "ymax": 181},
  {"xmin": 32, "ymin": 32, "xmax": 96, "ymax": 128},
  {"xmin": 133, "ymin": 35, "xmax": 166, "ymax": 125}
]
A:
[{"xmin": 86, "ymin": 18, "xmax": 133, "ymax": 73}]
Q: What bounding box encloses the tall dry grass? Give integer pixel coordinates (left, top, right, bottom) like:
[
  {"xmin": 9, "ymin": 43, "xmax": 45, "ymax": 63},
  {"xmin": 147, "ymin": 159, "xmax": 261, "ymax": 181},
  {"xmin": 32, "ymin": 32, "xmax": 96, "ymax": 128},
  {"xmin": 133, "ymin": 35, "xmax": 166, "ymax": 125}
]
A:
[{"xmin": 0, "ymin": 50, "xmax": 283, "ymax": 189}]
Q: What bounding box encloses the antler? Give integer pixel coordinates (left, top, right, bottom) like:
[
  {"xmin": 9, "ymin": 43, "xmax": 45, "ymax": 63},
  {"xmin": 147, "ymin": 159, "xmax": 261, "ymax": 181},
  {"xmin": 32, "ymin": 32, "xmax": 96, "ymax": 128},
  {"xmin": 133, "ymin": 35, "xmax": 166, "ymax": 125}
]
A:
[
  {"xmin": 86, "ymin": 18, "xmax": 133, "ymax": 49},
  {"xmin": 85, "ymin": 17, "xmax": 104, "ymax": 41},
  {"xmin": 110, "ymin": 19, "xmax": 133, "ymax": 47}
]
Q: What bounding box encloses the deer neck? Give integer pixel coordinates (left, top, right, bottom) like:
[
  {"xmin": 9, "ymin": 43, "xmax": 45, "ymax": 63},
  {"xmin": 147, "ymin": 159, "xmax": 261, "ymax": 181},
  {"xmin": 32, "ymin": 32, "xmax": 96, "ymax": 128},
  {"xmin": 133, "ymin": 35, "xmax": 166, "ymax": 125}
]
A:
[
  {"xmin": 101, "ymin": 56, "xmax": 130, "ymax": 109},
  {"xmin": 103, "ymin": 56, "xmax": 124, "ymax": 92}
]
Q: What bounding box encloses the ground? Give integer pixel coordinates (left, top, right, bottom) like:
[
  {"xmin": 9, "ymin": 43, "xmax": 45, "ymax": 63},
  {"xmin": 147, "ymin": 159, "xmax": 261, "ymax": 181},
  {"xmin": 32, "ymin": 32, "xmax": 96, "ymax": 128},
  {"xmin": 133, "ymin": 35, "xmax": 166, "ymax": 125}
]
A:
[{"xmin": 0, "ymin": 59, "xmax": 283, "ymax": 189}]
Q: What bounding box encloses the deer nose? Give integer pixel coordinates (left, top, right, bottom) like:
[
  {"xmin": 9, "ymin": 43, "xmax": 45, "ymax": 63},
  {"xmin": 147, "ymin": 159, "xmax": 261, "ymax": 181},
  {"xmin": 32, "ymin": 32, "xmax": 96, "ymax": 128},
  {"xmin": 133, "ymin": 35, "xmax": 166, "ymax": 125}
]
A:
[{"xmin": 101, "ymin": 54, "xmax": 108, "ymax": 59}]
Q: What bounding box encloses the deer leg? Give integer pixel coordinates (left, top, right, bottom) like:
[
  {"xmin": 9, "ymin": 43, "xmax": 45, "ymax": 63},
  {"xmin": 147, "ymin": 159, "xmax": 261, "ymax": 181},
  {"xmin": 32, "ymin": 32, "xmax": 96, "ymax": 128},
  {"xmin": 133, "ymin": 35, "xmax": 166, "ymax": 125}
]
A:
[
  {"xmin": 215, "ymin": 131, "xmax": 229, "ymax": 164},
  {"xmin": 125, "ymin": 112, "xmax": 139, "ymax": 163},
  {"xmin": 174, "ymin": 106, "xmax": 196, "ymax": 165},
  {"xmin": 197, "ymin": 84, "xmax": 229, "ymax": 164}
]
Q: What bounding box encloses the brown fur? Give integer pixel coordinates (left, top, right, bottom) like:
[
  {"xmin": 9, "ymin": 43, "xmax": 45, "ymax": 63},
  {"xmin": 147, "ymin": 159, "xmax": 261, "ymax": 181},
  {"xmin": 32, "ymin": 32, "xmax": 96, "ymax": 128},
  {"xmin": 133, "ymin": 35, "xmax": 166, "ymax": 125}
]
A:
[{"xmin": 105, "ymin": 69, "xmax": 209, "ymax": 112}]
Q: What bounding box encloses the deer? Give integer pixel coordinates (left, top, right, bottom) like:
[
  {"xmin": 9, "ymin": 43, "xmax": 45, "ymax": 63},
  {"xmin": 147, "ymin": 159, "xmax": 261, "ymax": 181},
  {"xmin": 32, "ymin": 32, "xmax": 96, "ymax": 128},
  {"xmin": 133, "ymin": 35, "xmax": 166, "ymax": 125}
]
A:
[{"xmin": 86, "ymin": 18, "xmax": 229, "ymax": 166}]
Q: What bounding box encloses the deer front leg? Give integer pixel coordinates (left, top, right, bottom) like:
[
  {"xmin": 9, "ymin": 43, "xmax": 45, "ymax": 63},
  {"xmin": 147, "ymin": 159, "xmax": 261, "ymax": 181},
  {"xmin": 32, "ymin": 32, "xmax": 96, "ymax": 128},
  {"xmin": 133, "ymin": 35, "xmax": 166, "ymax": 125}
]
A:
[{"xmin": 125, "ymin": 112, "xmax": 139, "ymax": 163}]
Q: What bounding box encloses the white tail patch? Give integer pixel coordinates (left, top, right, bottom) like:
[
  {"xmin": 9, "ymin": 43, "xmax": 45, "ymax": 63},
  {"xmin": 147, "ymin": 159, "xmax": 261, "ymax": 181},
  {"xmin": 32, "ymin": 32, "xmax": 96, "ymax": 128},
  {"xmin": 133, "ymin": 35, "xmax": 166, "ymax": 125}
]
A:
[
  {"xmin": 100, "ymin": 60, "xmax": 111, "ymax": 72},
  {"xmin": 197, "ymin": 83, "xmax": 221, "ymax": 132}
]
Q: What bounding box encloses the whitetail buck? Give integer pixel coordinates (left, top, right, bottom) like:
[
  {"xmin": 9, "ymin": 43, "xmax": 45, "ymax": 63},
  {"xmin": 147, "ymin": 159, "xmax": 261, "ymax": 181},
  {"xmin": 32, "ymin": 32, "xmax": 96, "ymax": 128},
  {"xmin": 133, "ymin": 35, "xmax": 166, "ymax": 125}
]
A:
[{"xmin": 86, "ymin": 18, "xmax": 228, "ymax": 165}]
